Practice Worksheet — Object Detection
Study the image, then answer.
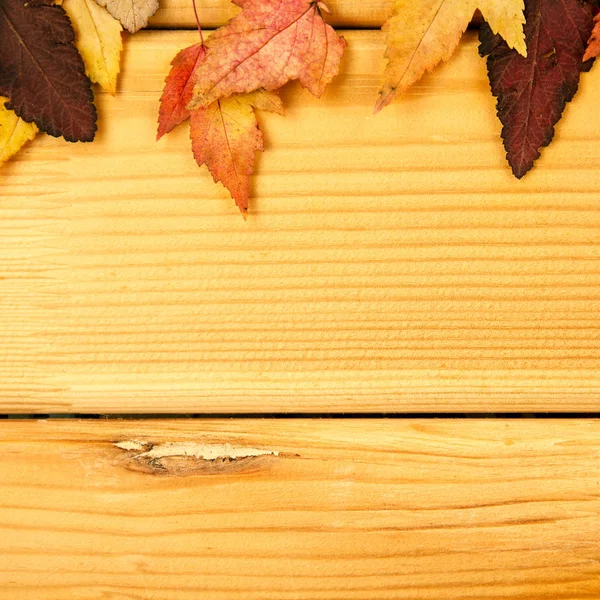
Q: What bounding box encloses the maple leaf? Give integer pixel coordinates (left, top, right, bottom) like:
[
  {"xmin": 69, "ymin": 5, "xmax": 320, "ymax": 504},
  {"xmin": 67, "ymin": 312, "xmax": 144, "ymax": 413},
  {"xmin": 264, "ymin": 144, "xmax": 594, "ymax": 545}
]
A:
[
  {"xmin": 95, "ymin": 0, "xmax": 159, "ymax": 33},
  {"xmin": 187, "ymin": 0, "xmax": 346, "ymax": 110},
  {"xmin": 375, "ymin": 0, "xmax": 527, "ymax": 113},
  {"xmin": 584, "ymin": 13, "xmax": 600, "ymax": 61},
  {"xmin": 158, "ymin": 42, "xmax": 283, "ymax": 214},
  {"xmin": 190, "ymin": 90, "xmax": 284, "ymax": 215},
  {"xmin": 479, "ymin": 0, "xmax": 594, "ymax": 178},
  {"xmin": 0, "ymin": 98, "xmax": 38, "ymax": 165},
  {"xmin": 157, "ymin": 43, "xmax": 205, "ymax": 140},
  {"xmin": 63, "ymin": 0, "xmax": 123, "ymax": 95},
  {"xmin": 0, "ymin": 0, "xmax": 97, "ymax": 142}
]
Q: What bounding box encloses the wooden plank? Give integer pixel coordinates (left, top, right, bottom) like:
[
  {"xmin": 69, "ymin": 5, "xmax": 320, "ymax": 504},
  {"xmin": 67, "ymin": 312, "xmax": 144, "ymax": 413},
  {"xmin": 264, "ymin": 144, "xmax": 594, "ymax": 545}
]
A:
[
  {"xmin": 150, "ymin": 0, "xmax": 395, "ymax": 29},
  {"xmin": 1, "ymin": 418, "xmax": 599, "ymax": 599},
  {"xmin": 150, "ymin": 0, "xmax": 483, "ymax": 30},
  {"xmin": 3, "ymin": 30, "xmax": 600, "ymax": 413}
]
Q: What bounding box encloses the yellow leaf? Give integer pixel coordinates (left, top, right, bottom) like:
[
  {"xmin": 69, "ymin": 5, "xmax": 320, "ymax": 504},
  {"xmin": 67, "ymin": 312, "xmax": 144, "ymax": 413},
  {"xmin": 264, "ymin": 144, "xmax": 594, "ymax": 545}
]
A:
[
  {"xmin": 0, "ymin": 98, "xmax": 38, "ymax": 165},
  {"xmin": 63, "ymin": 0, "xmax": 123, "ymax": 95},
  {"xmin": 481, "ymin": 0, "xmax": 527, "ymax": 57},
  {"xmin": 375, "ymin": 0, "xmax": 526, "ymax": 112}
]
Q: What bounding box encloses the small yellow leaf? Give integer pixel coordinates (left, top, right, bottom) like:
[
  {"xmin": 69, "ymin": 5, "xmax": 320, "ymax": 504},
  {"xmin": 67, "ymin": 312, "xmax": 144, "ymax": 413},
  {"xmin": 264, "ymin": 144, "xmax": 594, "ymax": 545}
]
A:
[
  {"xmin": 240, "ymin": 90, "xmax": 285, "ymax": 116},
  {"xmin": 95, "ymin": 0, "xmax": 159, "ymax": 34},
  {"xmin": 376, "ymin": 0, "xmax": 526, "ymax": 112},
  {"xmin": 480, "ymin": 0, "xmax": 527, "ymax": 58},
  {"xmin": 63, "ymin": 0, "xmax": 123, "ymax": 95},
  {"xmin": 0, "ymin": 98, "xmax": 38, "ymax": 165}
]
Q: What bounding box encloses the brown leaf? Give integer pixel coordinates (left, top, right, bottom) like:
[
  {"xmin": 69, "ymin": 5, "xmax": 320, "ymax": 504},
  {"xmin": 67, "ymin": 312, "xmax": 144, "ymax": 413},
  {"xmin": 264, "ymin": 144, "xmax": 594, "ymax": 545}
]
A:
[
  {"xmin": 479, "ymin": 0, "xmax": 594, "ymax": 178},
  {"xmin": 0, "ymin": 0, "xmax": 97, "ymax": 142}
]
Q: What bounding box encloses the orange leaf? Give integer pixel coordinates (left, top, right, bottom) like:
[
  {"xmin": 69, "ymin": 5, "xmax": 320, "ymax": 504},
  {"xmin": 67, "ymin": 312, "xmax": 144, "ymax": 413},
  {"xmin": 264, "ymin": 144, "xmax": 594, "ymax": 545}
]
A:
[
  {"xmin": 187, "ymin": 0, "xmax": 346, "ymax": 110},
  {"xmin": 190, "ymin": 90, "xmax": 284, "ymax": 215},
  {"xmin": 157, "ymin": 43, "xmax": 205, "ymax": 140},
  {"xmin": 584, "ymin": 13, "xmax": 600, "ymax": 61}
]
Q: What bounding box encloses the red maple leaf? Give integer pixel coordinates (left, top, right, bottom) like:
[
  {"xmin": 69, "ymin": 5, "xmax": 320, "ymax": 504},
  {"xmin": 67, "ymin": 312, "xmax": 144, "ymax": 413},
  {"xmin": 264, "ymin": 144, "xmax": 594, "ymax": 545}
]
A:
[
  {"xmin": 190, "ymin": 90, "xmax": 283, "ymax": 215},
  {"xmin": 479, "ymin": 0, "xmax": 594, "ymax": 178},
  {"xmin": 159, "ymin": 0, "xmax": 344, "ymax": 214},
  {"xmin": 158, "ymin": 42, "xmax": 283, "ymax": 215},
  {"xmin": 187, "ymin": 0, "xmax": 346, "ymax": 110},
  {"xmin": 157, "ymin": 43, "xmax": 206, "ymax": 140}
]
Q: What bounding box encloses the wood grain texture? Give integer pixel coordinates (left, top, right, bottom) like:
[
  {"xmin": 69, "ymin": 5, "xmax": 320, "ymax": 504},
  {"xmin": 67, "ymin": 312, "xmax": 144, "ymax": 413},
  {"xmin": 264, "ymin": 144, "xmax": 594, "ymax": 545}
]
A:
[
  {"xmin": 3, "ymin": 31, "xmax": 600, "ymax": 413},
  {"xmin": 1, "ymin": 418, "xmax": 599, "ymax": 599},
  {"xmin": 150, "ymin": 0, "xmax": 395, "ymax": 29}
]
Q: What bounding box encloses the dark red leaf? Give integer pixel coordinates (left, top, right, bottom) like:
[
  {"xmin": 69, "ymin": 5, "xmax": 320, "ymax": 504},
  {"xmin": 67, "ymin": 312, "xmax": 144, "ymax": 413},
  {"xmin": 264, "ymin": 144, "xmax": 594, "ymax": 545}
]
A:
[
  {"xmin": 479, "ymin": 0, "xmax": 594, "ymax": 178},
  {"xmin": 0, "ymin": 0, "xmax": 97, "ymax": 142}
]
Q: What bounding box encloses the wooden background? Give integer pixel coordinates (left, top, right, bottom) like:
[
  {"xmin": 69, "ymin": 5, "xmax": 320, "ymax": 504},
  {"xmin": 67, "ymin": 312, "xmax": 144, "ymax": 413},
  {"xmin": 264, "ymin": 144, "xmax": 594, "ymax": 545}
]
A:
[
  {"xmin": 3, "ymin": 15, "xmax": 600, "ymax": 412},
  {"xmin": 2, "ymin": 418, "xmax": 600, "ymax": 599},
  {"xmin": 1, "ymin": 2, "xmax": 599, "ymax": 598}
]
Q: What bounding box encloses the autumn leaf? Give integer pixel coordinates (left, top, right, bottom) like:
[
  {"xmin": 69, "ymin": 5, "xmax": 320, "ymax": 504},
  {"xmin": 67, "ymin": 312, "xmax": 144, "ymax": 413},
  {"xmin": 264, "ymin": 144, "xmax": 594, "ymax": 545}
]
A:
[
  {"xmin": 190, "ymin": 90, "xmax": 284, "ymax": 215},
  {"xmin": 187, "ymin": 0, "xmax": 346, "ymax": 110},
  {"xmin": 159, "ymin": 0, "xmax": 341, "ymax": 214},
  {"xmin": 584, "ymin": 13, "xmax": 600, "ymax": 61},
  {"xmin": 479, "ymin": 0, "xmax": 594, "ymax": 178},
  {"xmin": 0, "ymin": 0, "xmax": 97, "ymax": 142},
  {"xmin": 95, "ymin": 0, "xmax": 159, "ymax": 33},
  {"xmin": 158, "ymin": 42, "xmax": 283, "ymax": 214},
  {"xmin": 375, "ymin": 0, "xmax": 526, "ymax": 112},
  {"xmin": 63, "ymin": 0, "xmax": 123, "ymax": 95},
  {"xmin": 0, "ymin": 98, "xmax": 38, "ymax": 165},
  {"xmin": 157, "ymin": 43, "xmax": 205, "ymax": 140}
]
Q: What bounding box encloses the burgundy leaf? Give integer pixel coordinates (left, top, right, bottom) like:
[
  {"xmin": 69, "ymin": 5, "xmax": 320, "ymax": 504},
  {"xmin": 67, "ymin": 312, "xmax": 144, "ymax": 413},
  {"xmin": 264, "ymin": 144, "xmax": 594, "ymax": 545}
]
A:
[
  {"xmin": 0, "ymin": 0, "xmax": 97, "ymax": 142},
  {"xmin": 479, "ymin": 0, "xmax": 594, "ymax": 178}
]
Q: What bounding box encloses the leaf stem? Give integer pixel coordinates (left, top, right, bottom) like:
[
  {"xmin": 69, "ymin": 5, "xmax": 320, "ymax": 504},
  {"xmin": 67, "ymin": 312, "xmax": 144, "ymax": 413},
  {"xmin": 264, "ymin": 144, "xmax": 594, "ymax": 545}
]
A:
[{"xmin": 191, "ymin": 0, "xmax": 204, "ymax": 44}]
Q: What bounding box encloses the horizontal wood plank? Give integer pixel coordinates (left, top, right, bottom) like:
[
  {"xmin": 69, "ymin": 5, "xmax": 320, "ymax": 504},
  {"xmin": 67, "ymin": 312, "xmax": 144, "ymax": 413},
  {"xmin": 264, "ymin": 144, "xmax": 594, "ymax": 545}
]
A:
[
  {"xmin": 1, "ymin": 418, "xmax": 599, "ymax": 599},
  {"xmin": 150, "ymin": 0, "xmax": 395, "ymax": 29},
  {"xmin": 3, "ymin": 31, "xmax": 600, "ymax": 413}
]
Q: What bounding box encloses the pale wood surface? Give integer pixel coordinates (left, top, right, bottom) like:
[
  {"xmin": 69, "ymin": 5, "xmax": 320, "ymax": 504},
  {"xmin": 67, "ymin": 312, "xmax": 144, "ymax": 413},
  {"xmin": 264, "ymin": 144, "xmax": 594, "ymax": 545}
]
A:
[
  {"xmin": 149, "ymin": 0, "xmax": 481, "ymax": 30},
  {"xmin": 3, "ymin": 31, "xmax": 600, "ymax": 413},
  {"xmin": 150, "ymin": 0, "xmax": 394, "ymax": 29},
  {"xmin": 1, "ymin": 418, "xmax": 599, "ymax": 599}
]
